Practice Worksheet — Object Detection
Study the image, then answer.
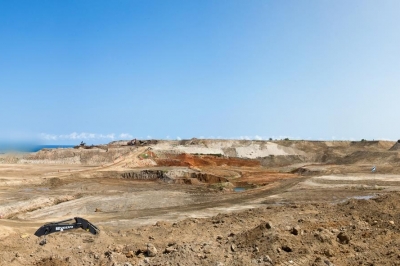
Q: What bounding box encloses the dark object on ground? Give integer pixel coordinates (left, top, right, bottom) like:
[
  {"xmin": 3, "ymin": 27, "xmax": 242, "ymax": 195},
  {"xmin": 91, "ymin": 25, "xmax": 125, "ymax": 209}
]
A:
[{"xmin": 34, "ymin": 217, "xmax": 100, "ymax": 237}]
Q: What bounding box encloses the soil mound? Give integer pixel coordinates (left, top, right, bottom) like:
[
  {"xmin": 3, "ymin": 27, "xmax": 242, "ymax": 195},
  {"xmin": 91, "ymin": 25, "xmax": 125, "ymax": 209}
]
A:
[
  {"xmin": 338, "ymin": 151, "xmax": 400, "ymax": 165},
  {"xmin": 389, "ymin": 140, "xmax": 400, "ymax": 151}
]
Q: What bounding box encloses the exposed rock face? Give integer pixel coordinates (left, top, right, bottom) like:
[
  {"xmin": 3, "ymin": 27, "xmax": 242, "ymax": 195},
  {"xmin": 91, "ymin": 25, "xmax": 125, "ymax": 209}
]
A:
[
  {"xmin": 189, "ymin": 172, "xmax": 228, "ymax": 184},
  {"xmin": 120, "ymin": 170, "xmax": 227, "ymax": 184},
  {"xmin": 121, "ymin": 170, "xmax": 171, "ymax": 182}
]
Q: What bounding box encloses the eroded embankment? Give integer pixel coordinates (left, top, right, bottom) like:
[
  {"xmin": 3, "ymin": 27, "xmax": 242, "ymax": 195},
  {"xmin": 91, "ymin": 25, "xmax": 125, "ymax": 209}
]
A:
[
  {"xmin": 0, "ymin": 194, "xmax": 77, "ymax": 219},
  {"xmin": 18, "ymin": 147, "xmax": 135, "ymax": 165},
  {"xmin": 120, "ymin": 170, "xmax": 170, "ymax": 182},
  {"xmin": 119, "ymin": 169, "xmax": 228, "ymax": 184},
  {"xmin": 154, "ymin": 153, "xmax": 260, "ymax": 167}
]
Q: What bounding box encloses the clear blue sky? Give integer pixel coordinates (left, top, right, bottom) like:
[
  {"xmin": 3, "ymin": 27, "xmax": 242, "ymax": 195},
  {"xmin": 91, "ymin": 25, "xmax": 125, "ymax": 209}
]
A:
[{"xmin": 1, "ymin": 0, "xmax": 399, "ymax": 144}]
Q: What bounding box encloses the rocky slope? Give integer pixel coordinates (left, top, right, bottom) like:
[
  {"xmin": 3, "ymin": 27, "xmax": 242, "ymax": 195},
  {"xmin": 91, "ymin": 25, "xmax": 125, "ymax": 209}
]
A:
[{"xmin": 3, "ymin": 193, "xmax": 400, "ymax": 266}]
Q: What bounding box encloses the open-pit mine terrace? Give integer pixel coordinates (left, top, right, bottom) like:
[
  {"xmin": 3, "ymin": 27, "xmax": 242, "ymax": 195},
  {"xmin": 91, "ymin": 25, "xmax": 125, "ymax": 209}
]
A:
[{"xmin": 1, "ymin": 139, "xmax": 400, "ymax": 265}]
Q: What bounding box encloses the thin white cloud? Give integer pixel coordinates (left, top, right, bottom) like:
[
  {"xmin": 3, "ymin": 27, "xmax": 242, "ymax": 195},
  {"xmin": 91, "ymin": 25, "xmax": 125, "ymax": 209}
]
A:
[
  {"xmin": 176, "ymin": 136, "xmax": 182, "ymax": 140},
  {"xmin": 39, "ymin": 133, "xmax": 58, "ymax": 140},
  {"xmin": 378, "ymin": 137, "xmax": 393, "ymax": 141},
  {"xmin": 40, "ymin": 132, "xmax": 116, "ymax": 141},
  {"xmin": 119, "ymin": 133, "xmax": 133, "ymax": 139}
]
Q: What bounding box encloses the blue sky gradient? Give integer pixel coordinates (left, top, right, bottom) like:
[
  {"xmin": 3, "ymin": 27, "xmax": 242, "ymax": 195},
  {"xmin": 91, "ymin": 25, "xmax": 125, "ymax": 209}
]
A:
[{"xmin": 1, "ymin": 1, "xmax": 399, "ymax": 144}]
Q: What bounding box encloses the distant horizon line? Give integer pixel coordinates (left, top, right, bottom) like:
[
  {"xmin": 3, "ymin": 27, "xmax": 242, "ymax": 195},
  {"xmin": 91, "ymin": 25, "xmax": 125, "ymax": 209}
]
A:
[
  {"xmin": 28, "ymin": 138, "xmax": 400, "ymax": 145},
  {"xmin": 1, "ymin": 137, "xmax": 398, "ymax": 143},
  {"xmin": 1, "ymin": 139, "xmax": 397, "ymax": 153}
]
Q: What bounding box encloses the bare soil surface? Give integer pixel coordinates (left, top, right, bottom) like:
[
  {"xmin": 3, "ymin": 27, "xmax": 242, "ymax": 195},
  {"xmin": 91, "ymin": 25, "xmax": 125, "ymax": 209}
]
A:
[{"xmin": 1, "ymin": 139, "xmax": 400, "ymax": 265}]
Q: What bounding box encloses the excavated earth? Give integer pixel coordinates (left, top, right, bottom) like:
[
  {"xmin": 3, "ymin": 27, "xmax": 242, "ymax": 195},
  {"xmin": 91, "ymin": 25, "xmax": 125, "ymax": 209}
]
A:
[{"xmin": 1, "ymin": 139, "xmax": 400, "ymax": 265}]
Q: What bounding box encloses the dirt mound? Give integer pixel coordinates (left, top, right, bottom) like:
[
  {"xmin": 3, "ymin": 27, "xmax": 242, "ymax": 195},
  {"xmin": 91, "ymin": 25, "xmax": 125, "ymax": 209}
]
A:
[
  {"xmin": 4, "ymin": 192, "xmax": 400, "ymax": 265},
  {"xmin": 338, "ymin": 151, "xmax": 400, "ymax": 165},
  {"xmin": 178, "ymin": 138, "xmax": 205, "ymax": 146},
  {"xmin": 290, "ymin": 167, "xmax": 322, "ymax": 176},
  {"xmin": 148, "ymin": 192, "xmax": 400, "ymax": 266},
  {"xmin": 259, "ymin": 155, "xmax": 305, "ymax": 167},
  {"xmin": 19, "ymin": 147, "xmax": 135, "ymax": 165},
  {"xmin": 350, "ymin": 140, "xmax": 383, "ymax": 147},
  {"xmin": 278, "ymin": 140, "xmax": 395, "ymax": 162},
  {"xmin": 389, "ymin": 140, "xmax": 400, "ymax": 151}
]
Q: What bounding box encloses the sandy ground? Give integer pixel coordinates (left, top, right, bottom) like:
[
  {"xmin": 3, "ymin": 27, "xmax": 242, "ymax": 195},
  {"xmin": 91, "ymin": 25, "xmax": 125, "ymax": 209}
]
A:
[{"xmin": 1, "ymin": 139, "xmax": 400, "ymax": 265}]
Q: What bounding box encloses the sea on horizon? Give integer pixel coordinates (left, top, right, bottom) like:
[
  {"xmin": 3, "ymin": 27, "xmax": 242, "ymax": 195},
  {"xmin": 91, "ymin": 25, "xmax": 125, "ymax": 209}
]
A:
[{"xmin": 0, "ymin": 144, "xmax": 75, "ymax": 153}]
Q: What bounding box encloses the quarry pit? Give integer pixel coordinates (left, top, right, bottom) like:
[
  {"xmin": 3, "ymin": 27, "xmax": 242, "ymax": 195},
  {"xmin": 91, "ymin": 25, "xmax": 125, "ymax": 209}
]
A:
[{"xmin": 1, "ymin": 139, "xmax": 400, "ymax": 265}]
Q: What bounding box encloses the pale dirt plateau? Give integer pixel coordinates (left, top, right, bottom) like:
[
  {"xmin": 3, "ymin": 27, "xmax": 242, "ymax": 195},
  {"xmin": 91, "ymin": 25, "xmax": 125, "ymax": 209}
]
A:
[{"xmin": 1, "ymin": 139, "xmax": 400, "ymax": 266}]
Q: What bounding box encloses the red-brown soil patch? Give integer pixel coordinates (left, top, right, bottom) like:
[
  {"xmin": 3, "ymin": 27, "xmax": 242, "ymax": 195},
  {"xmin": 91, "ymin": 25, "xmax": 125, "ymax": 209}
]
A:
[{"xmin": 155, "ymin": 153, "xmax": 260, "ymax": 168}]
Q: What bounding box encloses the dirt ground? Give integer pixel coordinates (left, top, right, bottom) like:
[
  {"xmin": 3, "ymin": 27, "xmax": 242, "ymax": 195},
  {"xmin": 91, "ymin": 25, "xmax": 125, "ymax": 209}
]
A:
[{"xmin": 1, "ymin": 139, "xmax": 400, "ymax": 265}]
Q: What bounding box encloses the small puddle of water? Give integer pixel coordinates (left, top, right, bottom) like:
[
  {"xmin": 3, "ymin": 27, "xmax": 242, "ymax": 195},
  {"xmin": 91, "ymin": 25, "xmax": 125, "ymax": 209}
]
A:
[{"xmin": 233, "ymin": 183, "xmax": 257, "ymax": 192}]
